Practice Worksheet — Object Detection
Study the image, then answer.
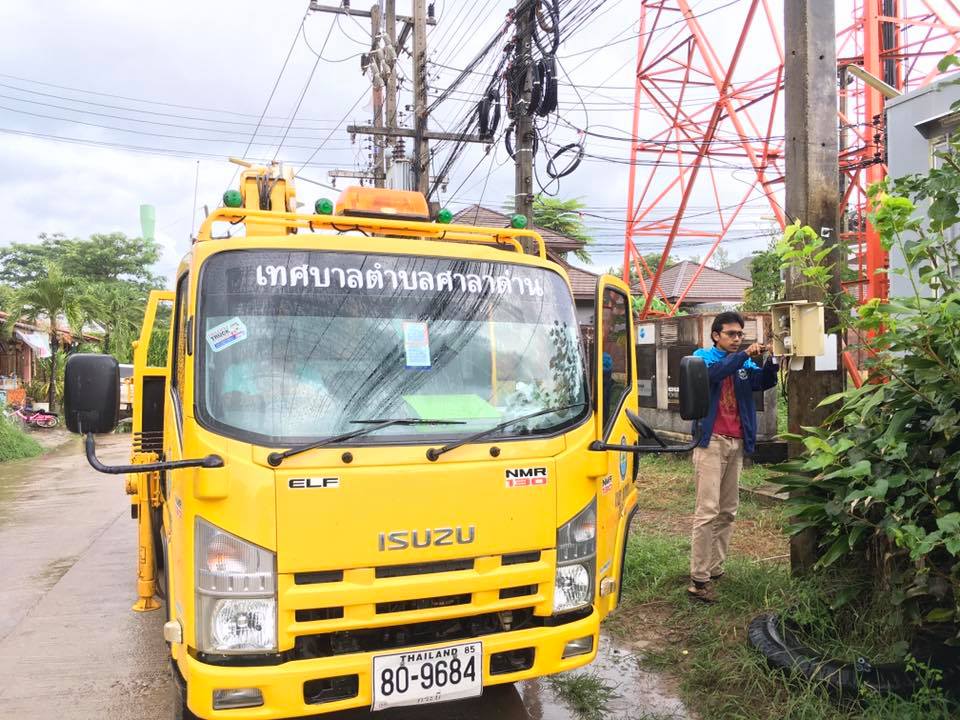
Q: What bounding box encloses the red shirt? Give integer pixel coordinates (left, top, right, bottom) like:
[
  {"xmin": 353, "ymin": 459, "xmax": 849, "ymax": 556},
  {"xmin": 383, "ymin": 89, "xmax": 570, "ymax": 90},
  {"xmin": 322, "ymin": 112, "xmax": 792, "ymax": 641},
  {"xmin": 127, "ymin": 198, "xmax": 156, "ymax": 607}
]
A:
[{"xmin": 712, "ymin": 375, "xmax": 742, "ymax": 438}]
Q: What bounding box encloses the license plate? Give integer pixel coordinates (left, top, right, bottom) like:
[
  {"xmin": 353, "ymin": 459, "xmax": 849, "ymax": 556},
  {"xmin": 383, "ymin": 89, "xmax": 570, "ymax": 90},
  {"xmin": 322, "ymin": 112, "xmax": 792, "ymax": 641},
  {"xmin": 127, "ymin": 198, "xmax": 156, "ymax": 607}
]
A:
[{"xmin": 371, "ymin": 641, "xmax": 482, "ymax": 711}]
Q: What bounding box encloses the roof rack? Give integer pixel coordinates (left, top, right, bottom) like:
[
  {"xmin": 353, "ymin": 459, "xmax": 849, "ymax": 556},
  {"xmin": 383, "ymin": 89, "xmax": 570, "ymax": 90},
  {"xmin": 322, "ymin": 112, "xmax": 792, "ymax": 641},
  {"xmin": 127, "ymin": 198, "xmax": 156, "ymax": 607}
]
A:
[{"xmin": 196, "ymin": 208, "xmax": 546, "ymax": 259}]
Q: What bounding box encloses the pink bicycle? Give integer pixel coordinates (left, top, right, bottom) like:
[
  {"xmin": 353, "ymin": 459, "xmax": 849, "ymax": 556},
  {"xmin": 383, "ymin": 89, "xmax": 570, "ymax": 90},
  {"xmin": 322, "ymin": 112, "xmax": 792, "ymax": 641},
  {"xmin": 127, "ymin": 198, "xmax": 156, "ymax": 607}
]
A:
[{"xmin": 6, "ymin": 404, "xmax": 59, "ymax": 428}]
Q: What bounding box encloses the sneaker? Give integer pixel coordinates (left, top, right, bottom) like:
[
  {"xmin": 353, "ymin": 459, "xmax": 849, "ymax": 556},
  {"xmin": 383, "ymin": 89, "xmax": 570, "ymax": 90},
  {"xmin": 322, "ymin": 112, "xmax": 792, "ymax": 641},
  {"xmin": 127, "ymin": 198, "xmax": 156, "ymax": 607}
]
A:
[
  {"xmin": 687, "ymin": 580, "xmax": 716, "ymax": 603},
  {"xmin": 710, "ymin": 571, "xmax": 725, "ymax": 582}
]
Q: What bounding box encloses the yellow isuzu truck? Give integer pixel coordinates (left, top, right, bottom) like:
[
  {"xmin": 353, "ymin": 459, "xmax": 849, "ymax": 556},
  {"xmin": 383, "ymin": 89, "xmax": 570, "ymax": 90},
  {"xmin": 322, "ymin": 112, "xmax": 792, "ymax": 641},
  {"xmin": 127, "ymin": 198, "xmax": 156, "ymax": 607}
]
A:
[{"xmin": 64, "ymin": 163, "xmax": 707, "ymax": 719}]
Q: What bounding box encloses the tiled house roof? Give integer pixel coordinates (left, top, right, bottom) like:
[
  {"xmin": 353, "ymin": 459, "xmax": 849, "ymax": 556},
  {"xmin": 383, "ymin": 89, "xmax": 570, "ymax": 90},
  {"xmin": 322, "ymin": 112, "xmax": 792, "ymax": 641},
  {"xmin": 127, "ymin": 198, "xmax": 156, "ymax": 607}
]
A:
[
  {"xmin": 547, "ymin": 251, "xmax": 598, "ymax": 301},
  {"xmin": 633, "ymin": 260, "xmax": 751, "ymax": 304},
  {"xmin": 452, "ymin": 205, "xmax": 585, "ymax": 254}
]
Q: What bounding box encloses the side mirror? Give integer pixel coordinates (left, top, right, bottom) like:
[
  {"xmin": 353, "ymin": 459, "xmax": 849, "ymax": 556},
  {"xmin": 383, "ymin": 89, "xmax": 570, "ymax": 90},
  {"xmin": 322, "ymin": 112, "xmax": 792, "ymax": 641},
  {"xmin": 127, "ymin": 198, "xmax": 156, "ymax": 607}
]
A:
[
  {"xmin": 64, "ymin": 354, "xmax": 119, "ymax": 434},
  {"xmin": 679, "ymin": 356, "xmax": 709, "ymax": 421}
]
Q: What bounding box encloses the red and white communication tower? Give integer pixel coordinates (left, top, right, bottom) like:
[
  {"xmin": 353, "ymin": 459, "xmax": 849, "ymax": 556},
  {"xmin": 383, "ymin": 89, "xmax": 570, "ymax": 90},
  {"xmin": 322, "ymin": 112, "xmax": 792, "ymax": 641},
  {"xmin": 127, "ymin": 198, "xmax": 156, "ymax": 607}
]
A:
[{"xmin": 623, "ymin": 0, "xmax": 960, "ymax": 318}]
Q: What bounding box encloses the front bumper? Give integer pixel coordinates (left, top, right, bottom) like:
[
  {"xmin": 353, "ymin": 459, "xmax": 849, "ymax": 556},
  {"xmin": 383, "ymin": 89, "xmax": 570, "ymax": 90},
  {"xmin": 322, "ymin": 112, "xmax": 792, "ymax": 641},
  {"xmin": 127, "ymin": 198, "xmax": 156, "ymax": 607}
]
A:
[{"xmin": 177, "ymin": 607, "xmax": 598, "ymax": 718}]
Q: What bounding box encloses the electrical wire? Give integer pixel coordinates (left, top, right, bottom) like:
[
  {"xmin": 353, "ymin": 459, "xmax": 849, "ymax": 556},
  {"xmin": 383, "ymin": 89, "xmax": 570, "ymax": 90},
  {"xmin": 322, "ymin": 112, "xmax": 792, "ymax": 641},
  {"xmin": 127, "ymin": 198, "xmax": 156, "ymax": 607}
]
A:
[
  {"xmin": 238, "ymin": 12, "xmax": 306, "ymax": 162},
  {"xmin": 271, "ymin": 15, "xmax": 339, "ymax": 163},
  {"xmin": 0, "ymin": 125, "xmax": 343, "ymax": 167},
  {"xmin": 296, "ymin": 89, "xmax": 369, "ymax": 174}
]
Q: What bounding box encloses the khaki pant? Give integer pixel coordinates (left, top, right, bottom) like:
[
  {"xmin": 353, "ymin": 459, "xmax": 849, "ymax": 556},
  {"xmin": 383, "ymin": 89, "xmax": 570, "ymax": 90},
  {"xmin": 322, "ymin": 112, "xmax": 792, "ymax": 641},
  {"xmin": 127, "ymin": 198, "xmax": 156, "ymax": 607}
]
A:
[{"xmin": 690, "ymin": 435, "xmax": 743, "ymax": 583}]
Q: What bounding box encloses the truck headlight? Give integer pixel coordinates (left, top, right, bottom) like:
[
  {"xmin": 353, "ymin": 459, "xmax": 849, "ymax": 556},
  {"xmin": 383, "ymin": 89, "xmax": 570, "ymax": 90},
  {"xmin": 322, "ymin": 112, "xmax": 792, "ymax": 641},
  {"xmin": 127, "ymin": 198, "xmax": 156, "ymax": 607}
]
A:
[
  {"xmin": 554, "ymin": 499, "xmax": 596, "ymax": 613},
  {"xmin": 196, "ymin": 518, "xmax": 277, "ymax": 653}
]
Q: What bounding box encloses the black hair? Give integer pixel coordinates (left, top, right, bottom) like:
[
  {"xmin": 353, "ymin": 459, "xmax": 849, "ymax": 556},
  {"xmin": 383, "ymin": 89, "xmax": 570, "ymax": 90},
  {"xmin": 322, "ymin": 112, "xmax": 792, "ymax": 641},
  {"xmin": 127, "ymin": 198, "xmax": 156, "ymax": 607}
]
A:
[{"xmin": 711, "ymin": 311, "xmax": 745, "ymax": 344}]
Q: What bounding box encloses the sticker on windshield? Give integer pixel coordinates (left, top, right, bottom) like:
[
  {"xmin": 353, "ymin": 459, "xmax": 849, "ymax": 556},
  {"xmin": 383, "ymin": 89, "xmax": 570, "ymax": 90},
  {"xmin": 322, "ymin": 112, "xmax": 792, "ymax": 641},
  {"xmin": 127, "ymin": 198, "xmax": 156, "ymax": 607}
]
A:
[
  {"xmin": 206, "ymin": 317, "xmax": 248, "ymax": 352},
  {"xmin": 403, "ymin": 321, "xmax": 432, "ymax": 368}
]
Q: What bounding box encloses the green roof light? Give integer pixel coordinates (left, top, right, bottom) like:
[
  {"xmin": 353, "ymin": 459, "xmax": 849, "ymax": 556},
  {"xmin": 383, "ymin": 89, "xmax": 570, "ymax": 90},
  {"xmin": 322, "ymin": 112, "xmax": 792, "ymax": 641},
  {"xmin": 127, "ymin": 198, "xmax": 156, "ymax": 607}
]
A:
[
  {"xmin": 510, "ymin": 213, "xmax": 528, "ymax": 229},
  {"xmin": 223, "ymin": 189, "xmax": 242, "ymax": 208},
  {"xmin": 315, "ymin": 197, "xmax": 334, "ymax": 215},
  {"xmin": 437, "ymin": 208, "xmax": 453, "ymax": 224}
]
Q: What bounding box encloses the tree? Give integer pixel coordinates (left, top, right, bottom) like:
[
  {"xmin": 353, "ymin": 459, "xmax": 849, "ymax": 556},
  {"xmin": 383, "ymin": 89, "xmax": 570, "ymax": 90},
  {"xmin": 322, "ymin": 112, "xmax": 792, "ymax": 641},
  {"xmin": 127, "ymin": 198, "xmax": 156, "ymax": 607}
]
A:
[
  {"xmin": 708, "ymin": 247, "xmax": 732, "ymax": 270},
  {"xmin": 607, "ymin": 254, "xmax": 677, "ymax": 285},
  {"xmin": 778, "ymin": 141, "xmax": 960, "ymax": 644},
  {"xmin": 9, "ymin": 264, "xmax": 86, "ymax": 410},
  {"xmin": 741, "ymin": 242, "xmax": 783, "ymax": 311},
  {"xmin": 641, "ymin": 253, "xmax": 677, "ymax": 272},
  {"xmin": 505, "ymin": 195, "xmax": 595, "ymax": 262},
  {"xmin": 0, "ymin": 232, "xmax": 163, "ymax": 287},
  {"xmin": 82, "ymin": 282, "xmax": 147, "ymax": 361}
]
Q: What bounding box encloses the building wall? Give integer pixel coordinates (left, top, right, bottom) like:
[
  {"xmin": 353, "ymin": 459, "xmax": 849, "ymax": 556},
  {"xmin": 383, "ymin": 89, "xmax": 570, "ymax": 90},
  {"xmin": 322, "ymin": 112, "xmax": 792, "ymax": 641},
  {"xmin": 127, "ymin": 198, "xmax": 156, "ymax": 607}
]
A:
[{"xmin": 886, "ymin": 74, "xmax": 960, "ymax": 298}]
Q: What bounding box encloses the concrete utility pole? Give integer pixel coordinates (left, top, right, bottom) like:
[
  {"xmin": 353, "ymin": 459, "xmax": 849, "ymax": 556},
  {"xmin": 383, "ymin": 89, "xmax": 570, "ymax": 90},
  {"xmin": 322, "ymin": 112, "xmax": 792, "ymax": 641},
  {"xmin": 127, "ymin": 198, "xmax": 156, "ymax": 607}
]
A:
[
  {"xmin": 514, "ymin": 0, "xmax": 534, "ymax": 226},
  {"xmin": 385, "ymin": 0, "xmax": 398, "ymax": 140},
  {"xmin": 783, "ymin": 0, "xmax": 845, "ymax": 575},
  {"xmin": 413, "ymin": 0, "xmax": 430, "ymax": 195},
  {"xmin": 369, "ymin": 4, "xmax": 386, "ymax": 187},
  {"xmin": 324, "ymin": 2, "xmax": 487, "ymax": 196}
]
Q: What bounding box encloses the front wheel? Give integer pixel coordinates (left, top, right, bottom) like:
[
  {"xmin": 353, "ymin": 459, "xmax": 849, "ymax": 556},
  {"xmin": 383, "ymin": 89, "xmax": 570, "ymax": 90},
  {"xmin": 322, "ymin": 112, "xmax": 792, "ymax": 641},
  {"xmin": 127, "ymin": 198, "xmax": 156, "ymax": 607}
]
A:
[
  {"xmin": 38, "ymin": 414, "xmax": 58, "ymax": 428},
  {"xmin": 172, "ymin": 671, "xmax": 202, "ymax": 720}
]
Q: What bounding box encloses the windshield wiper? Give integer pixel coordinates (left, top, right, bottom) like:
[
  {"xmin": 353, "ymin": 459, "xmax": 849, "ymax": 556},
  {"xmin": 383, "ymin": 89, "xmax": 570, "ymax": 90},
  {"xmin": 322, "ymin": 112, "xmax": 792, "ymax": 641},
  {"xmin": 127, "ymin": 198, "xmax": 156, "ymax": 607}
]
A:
[
  {"xmin": 425, "ymin": 402, "xmax": 588, "ymax": 462},
  {"xmin": 267, "ymin": 418, "xmax": 466, "ymax": 467}
]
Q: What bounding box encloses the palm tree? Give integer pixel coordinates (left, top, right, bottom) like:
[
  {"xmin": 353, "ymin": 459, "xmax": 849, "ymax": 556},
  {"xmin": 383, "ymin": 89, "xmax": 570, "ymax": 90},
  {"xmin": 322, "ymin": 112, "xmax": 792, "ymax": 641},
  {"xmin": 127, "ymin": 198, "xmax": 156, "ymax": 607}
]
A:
[
  {"xmin": 10, "ymin": 264, "xmax": 85, "ymax": 410},
  {"xmin": 83, "ymin": 282, "xmax": 146, "ymax": 360},
  {"xmin": 505, "ymin": 195, "xmax": 595, "ymax": 262}
]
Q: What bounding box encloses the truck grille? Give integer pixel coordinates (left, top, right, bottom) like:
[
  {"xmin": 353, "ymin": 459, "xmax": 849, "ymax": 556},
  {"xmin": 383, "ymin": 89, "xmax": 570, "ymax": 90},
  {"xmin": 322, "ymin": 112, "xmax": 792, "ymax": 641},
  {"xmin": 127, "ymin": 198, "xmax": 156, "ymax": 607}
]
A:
[
  {"xmin": 374, "ymin": 558, "xmax": 474, "ymax": 578},
  {"xmin": 376, "ymin": 593, "xmax": 471, "ymax": 614},
  {"xmin": 282, "ymin": 550, "xmax": 553, "ymax": 658},
  {"xmin": 294, "ymin": 608, "xmax": 535, "ymax": 659}
]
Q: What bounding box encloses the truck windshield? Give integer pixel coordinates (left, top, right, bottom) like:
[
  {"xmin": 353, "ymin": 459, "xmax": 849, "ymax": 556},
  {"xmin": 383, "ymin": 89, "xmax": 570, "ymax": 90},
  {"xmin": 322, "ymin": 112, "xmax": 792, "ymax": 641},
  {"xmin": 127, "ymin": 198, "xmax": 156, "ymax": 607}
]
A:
[{"xmin": 196, "ymin": 250, "xmax": 588, "ymax": 446}]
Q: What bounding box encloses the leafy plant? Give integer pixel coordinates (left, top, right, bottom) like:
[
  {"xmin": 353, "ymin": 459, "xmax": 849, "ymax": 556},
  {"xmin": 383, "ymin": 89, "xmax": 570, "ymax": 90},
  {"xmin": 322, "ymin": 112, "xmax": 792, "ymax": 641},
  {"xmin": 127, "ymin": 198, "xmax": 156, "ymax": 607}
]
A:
[
  {"xmin": 775, "ymin": 139, "xmax": 960, "ymax": 640},
  {"xmin": 741, "ymin": 241, "xmax": 784, "ymax": 312}
]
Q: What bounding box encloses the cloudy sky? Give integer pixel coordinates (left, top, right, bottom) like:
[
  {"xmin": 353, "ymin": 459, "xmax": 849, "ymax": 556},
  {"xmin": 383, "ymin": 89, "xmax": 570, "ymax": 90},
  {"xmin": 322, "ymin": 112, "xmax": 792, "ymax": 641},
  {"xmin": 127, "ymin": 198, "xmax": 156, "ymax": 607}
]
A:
[{"xmin": 1, "ymin": 0, "xmax": 935, "ymax": 286}]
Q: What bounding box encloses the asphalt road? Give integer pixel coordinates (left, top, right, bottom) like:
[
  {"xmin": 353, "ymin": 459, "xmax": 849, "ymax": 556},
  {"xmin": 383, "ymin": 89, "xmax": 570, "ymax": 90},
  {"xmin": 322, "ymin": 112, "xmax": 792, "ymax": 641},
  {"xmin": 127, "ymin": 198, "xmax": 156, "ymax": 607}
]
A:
[{"xmin": 0, "ymin": 434, "xmax": 687, "ymax": 720}]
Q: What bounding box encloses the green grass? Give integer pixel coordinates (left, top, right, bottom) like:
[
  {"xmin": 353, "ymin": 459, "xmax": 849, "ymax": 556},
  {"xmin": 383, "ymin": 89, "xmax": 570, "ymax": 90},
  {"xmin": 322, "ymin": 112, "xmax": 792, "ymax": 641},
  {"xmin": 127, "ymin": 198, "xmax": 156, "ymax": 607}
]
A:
[
  {"xmin": 613, "ymin": 530, "xmax": 958, "ymax": 720},
  {"xmin": 0, "ymin": 415, "xmax": 42, "ymax": 462},
  {"xmin": 547, "ymin": 672, "xmax": 617, "ymax": 720},
  {"xmin": 636, "ymin": 451, "xmax": 781, "ymax": 490}
]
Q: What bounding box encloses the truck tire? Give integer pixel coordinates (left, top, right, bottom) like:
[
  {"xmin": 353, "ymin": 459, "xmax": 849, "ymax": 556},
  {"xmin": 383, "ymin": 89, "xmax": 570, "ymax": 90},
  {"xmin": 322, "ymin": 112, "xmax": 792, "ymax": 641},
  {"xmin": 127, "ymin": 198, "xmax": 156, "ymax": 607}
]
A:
[
  {"xmin": 174, "ymin": 700, "xmax": 201, "ymax": 720},
  {"xmin": 171, "ymin": 661, "xmax": 202, "ymax": 720}
]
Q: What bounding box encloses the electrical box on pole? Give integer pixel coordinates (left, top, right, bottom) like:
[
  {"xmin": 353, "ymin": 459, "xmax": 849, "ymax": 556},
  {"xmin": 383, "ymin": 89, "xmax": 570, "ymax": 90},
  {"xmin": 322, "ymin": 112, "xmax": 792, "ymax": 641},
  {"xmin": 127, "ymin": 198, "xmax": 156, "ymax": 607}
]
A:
[{"xmin": 770, "ymin": 301, "xmax": 825, "ymax": 358}]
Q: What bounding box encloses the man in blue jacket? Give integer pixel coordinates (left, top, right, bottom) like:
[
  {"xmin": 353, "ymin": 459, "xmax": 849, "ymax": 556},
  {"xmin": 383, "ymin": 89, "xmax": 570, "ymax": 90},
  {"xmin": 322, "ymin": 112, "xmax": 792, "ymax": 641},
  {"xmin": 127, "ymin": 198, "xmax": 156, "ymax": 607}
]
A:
[{"xmin": 688, "ymin": 311, "xmax": 778, "ymax": 602}]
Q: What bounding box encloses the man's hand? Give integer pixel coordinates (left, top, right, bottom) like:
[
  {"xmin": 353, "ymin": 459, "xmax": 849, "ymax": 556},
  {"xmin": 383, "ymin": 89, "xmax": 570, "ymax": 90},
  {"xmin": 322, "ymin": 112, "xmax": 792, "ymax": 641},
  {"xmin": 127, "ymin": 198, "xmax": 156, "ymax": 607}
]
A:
[{"xmin": 745, "ymin": 342, "xmax": 765, "ymax": 358}]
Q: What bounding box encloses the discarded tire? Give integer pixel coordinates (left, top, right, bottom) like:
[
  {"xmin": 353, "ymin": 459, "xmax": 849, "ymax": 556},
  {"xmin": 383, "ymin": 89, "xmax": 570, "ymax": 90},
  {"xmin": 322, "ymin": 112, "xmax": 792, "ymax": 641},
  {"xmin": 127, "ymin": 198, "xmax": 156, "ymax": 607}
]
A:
[{"xmin": 748, "ymin": 613, "xmax": 916, "ymax": 699}]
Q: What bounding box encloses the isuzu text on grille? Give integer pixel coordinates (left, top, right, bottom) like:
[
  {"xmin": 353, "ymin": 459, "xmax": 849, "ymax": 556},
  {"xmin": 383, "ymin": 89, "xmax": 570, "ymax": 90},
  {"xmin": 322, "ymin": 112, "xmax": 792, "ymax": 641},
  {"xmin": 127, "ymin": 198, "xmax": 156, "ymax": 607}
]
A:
[{"xmin": 378, "ymin": 526, "xmax": 476, "ymax": 551}]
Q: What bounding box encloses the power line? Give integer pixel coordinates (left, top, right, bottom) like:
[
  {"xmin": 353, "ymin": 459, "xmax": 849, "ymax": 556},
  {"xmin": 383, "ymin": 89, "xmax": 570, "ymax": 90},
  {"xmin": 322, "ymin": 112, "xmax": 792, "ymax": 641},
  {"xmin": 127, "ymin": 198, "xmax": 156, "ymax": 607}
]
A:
[
  {"xmin": 296, "ymin": 88, "xmax": 369, "ymax": 174},
  {"xmin": 238, "ymin": 11, "xmax": 308, "ymax": 163},
  {"xmin": 0, "ymin": 126, "xmax": 343, "ymax": 167},
  {"xmin": 0, "ymin": 72, "xmax": 336, "ymax": 123},
  {"xmin": 0, "ymin": 94, "xmax": 356, "ymax": 149},
  {"xmin": 0, "ymin": 80, "xmax": 344, "ymax": 130},
  {"xmin": 271, "ymin": 15, "xmax": 337, "ymax": 162}
]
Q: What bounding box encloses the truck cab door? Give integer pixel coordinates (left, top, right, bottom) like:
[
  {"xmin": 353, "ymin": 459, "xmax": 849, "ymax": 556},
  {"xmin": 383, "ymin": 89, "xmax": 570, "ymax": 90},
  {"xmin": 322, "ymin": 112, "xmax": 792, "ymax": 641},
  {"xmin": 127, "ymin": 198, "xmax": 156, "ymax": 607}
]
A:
[{"xmin": 592, "ymin": 276, "xmax": 639, "ymax": 619}]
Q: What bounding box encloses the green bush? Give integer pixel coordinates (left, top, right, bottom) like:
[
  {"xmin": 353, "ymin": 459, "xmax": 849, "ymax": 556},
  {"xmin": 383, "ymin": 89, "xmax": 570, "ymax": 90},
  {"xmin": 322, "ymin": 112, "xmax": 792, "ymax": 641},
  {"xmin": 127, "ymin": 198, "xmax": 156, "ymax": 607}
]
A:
[
  {"xmin": 0, "ymin": 415, "xmax": 42, "ymax": 461},
  {"xmin": 776, "ymin": 140, "xmax": 960, "ymax": 641}
]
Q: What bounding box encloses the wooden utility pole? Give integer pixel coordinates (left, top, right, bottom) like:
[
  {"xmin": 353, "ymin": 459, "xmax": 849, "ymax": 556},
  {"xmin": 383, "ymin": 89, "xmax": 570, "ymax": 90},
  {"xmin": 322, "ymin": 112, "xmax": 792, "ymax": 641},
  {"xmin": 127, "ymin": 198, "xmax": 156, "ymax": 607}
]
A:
[
  {"xmin": 413, "ymin": 0, "xmax": 430, "ymax": 195},
  {"xmin": 783, "ymin": 0, "xmax": 845, "ymax": 574},
  {"xmin": 370, "ymin": 4, "xmax": 385, "ymax": 187},
  {"xmin": 514, "ymin": 0, "xmax": 534, "ymax": 225}
]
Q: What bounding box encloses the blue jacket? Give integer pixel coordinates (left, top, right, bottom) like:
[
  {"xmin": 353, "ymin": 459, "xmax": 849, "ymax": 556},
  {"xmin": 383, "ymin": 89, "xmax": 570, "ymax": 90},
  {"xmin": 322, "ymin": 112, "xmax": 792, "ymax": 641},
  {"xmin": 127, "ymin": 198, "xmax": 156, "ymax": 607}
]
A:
[{"xmin": 692, "ymin": 346, "xmax": 778, "ymax": 454}]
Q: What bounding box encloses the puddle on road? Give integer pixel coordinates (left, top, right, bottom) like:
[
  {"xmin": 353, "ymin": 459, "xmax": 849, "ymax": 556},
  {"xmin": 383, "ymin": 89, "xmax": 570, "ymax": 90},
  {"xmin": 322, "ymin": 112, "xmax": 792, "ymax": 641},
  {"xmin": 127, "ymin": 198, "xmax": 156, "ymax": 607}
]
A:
[
  {"xmin": 332, "ymin": 635, "xmax": 688, "ymax": 720},
  {"xmin": 516, "ymin": 636, "xmax": 689, "ymax": 720},
  {"xmin": 34, "ymin": 554, "xmax": 80, "ymax": 594},
  {"xmin": 0, "ymin": 434, "xmax": 118, "ymax": 528}
]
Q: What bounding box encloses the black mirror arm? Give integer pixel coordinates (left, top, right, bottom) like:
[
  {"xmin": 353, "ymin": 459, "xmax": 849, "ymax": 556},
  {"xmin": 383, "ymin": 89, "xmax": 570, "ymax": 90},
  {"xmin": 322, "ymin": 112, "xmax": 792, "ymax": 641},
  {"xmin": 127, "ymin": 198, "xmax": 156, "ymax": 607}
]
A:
[
  {"xmin": 84, "ymin": 433, "xmax": 224, "ymax": 475},
  {"xmin": 589, "ymin": 421, "xmax": 703, "ymax": 454}
]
